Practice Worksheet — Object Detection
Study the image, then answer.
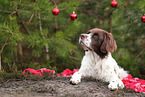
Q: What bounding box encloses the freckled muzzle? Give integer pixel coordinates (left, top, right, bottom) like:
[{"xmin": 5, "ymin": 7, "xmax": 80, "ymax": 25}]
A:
[{"xmin": 79, "ymin": 34, "xmax": 93, "ymax": 51}]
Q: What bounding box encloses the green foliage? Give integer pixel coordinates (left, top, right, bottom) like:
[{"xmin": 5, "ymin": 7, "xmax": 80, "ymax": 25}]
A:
[
  {"xmin": 113, "ymin": 48, "xmax": 140, "ymax": 77},
  {"xmin": 0, "ymin": 16, "xmax": 23, "ymax": 64},
  {"xmin": 0, "ymin": 0, "xmax": 144, "ymax": 78},
  {"xmin": 0, "ymin": 71, "xmax": 23, "ymax": 82}
]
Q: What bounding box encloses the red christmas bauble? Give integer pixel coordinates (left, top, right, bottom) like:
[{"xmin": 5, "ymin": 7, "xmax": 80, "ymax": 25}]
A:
[
  {"xmin": 70, "ymin": 12, "xmax": 77, "ymax": 20},
  {"xmin": 141, "ymin": 15, "xmax": 145, "ymax": 22},
  {"xmin": 111, "ymin": 0, "xmax": 118, "ymax": 7},
  {"xmin": 52, "ymin": 8, "xmax": 60, "ymax": 15}
]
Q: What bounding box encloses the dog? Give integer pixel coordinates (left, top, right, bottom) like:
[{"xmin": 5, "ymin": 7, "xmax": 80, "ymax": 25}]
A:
[{"xmin": 70, "ymin": 28, "xmax": 128, "ymax": 90}]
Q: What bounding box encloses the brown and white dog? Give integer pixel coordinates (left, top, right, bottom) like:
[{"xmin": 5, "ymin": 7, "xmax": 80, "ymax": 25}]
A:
[{"xmin": 70, "ymin": 28, "xmax": 128, "ymax": 90}]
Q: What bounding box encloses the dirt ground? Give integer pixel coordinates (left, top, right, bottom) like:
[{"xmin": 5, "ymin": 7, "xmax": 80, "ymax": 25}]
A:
[{"xmin": 0, "ymin": 77, "xmax": 144, "ymax": 97}]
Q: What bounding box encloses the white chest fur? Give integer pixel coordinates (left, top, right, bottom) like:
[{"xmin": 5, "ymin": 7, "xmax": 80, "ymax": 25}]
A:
[{"xmin": 78, "ymin": 51, "xmax": 128, "ymax": 82}]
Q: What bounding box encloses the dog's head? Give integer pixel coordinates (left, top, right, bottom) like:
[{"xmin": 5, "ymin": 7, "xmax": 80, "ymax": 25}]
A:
[{"xmin": 79, "ymin": 28, "xmax": 117, "ymax": 58}]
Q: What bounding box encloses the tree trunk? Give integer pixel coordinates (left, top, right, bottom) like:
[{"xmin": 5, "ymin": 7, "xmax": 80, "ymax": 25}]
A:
[
  {"xmin": 18, "ymin": 40, "xmax": 23, "ymax": 64},
  {"xmin": 0, "ymin": 54, "xmax": 1, "ymax": 71},
  {"xmin": 38, "ymin": 12, "xmax": 49, "ymax": 60},
  {"xmin": 109, "ymin": 9, "xmax": 113, "ymax": 33},
  {"xmin": 54, "ymin": 16, "xmax": 58, "ymax": 32},
  {"xmin": 46, "ymin": 44, "xmax": 49, "ymax": 60}
]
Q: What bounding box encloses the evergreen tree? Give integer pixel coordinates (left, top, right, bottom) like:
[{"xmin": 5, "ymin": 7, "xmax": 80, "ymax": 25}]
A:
[
  {"xmin": 78, "ymin": 0, "xmax": 145, "ymax": 78},
  {"xmin": 0, "ymin": 0, "xmax": 83, "ymax": 72},
  {"xmin": 0, "ymin": 0, "xmax": 144, "ymax": 78},
  {"xmin": 0, "ymin": 0, "xmax": 23, "ymax": 71}
]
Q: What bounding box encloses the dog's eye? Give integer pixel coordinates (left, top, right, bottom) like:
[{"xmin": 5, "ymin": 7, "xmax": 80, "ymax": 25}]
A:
[
  {"xmin": 87, "ymin": 32, "xmax": 91, "ymax": 34},
  {"xmin": 93, "ymin": 33, "xmax": 98, "ymax": 38}
]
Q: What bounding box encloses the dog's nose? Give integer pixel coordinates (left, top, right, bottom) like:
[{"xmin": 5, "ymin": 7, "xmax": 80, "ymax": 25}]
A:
[{"xmin": 81, "ymin": 34, "xmax": 86, "ymax": 39}]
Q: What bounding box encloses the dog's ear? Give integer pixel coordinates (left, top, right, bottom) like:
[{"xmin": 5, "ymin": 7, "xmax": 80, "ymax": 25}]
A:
[{"xmin": 100, "ymin": 33, "xmax": 117, "ymax": 53}]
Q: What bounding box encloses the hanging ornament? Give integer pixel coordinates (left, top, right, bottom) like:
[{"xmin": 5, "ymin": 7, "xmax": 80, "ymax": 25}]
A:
[
  {"xmin": 111, "ymin": 0, "xmax": 118, "ymax": 7},
  {"xmin": 70, "ymin": 11, "xmax": 77, "ymax": 20},
  {"xmin": 141, "ymin": 15, "xmax": 145, "ymax": 22},
  {"xmin": 52, "ymin": 7, "xmax": 60, "ymax": 15}
]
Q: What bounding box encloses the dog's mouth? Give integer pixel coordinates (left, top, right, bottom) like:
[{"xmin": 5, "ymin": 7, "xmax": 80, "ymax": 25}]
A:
[{"xmin": 79, "ymin": 40, "xmax": 93, "ymax": 51}]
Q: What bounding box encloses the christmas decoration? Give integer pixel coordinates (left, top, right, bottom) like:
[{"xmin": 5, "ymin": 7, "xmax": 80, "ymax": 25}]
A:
[
  {"xmin": 52, "ymin": 7, "xmax": 60, "ymax": 15},
  {"xmin": 111, "ymin": 0, "xmax": 118, "ymax": 7},
  {"xmin": 141, "ymin": 15, "xmax": 145, "ymax": 22},
  {"xmin": 70, "ymin": 11, "xmax": 77, "ymax": 20},
  {"xmin": 23, "ymin": 68, "xmax": 79, "ymax": 77},
  {"xmin": 122, "ymin": 74, "xmax": 145, "ymax": 93}
]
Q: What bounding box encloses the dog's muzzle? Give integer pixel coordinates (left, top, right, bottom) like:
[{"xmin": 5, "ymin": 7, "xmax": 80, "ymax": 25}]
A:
[{"xmin": 79, "ymin": 34, "xmax": 93, "ymax": 51}]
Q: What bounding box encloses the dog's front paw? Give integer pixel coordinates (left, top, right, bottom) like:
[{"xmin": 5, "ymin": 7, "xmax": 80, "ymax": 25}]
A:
[
  {"xmin": 108, "ymin": 80, "xmax": 124, "ymax": 90},
  {"xmin": 70, "ymin": 72, "xmax": 82, "ymax": 85},
  {"xmin": 70, "ymin": 78, "xmax": 81, "ymax": 85}
]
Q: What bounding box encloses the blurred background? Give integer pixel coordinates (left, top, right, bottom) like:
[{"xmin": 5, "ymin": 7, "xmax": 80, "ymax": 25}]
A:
[{"xmin": 0, "ymin": 0, "xmax": 144, "ymax": 79}]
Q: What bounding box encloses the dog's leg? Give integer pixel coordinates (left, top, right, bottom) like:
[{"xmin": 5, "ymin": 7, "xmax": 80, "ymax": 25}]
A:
[
  {"xmin": 70, "ymin": 71, "xmax": 82, "ymax": 85},
  {"xmin": 107, "ymin": 73, "xmax": 125, "ymax": 90},
  {"xmin": 70, "ymin": 65, "xmax": 90, "ymax": 85},
  {"xmin": 70, "ymin": 53, "xmax": 91, "ymax": 84},
  {"xmin": 108, "ymin": 79, "xmax": 125, "ymax": 90},
  {"xmin": 70, "ymin": 62, "xmax": 93, "ymax": 85},
  {"xmin": 70, "ymin": 51, "xmax": 96, "ymax": 84},
  {"xmin": 108, "ymin": 66, "xmax": 128, "ymax": 90},
  {"xmin": 106, "ymin": 59, "xmax": 128, "ymax": 90}
]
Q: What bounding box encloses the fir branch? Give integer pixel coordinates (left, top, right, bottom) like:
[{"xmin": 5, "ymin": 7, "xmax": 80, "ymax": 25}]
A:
[
  {"xmin": 0, "ymin": 34, "xmax": 12, "ymax": 55},
  {"xmin": 136, "ymin": 48, "xmax": 145, "ymax": 58},
  {"xmin": 0, "ymin": 26, "xmax": 14, "ymax": 54},
  {"xmin": 9, "ymin": 11, "xmax": 17, "ymax": 16},
  {"xmin": 15, "ymin": 11, "xmax": 30, "ymax": 34},
  {"xmin": 38, "ymin": 12, "xmax": 44, "ymax": 38},
  {"xmin": 0, "ymin": 10, "xmax": 12, "ymax": 14},
  {"xmin": 51, "ymin": 0, "xmax": 57, "ymax": 6},
  {"xmin": 28, "ymin": 13, "xmax": 34, "ymax": 23},
  {"xmin": 69, "ymin": 56, "xmax": 79, "ymax": 60}
]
